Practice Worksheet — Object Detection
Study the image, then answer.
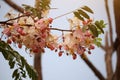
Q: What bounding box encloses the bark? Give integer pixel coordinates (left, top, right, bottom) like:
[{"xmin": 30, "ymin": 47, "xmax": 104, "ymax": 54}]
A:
[
  {"xmin": 81, "ymin": 55, "xmax": 105, "ymax": 80},
  {"xmin": 113, "ymin": 0, "xmax": 120, "ymax": 80},
  {"xmin": 4, "ymin": 0, "xmax": 24, "ymax": 13},
  {"xmin": 104, "ymin": 32, "xmax": 113, "ymax": 80},
  {"xmin": 34, "ymin": 53, "xmax": 42, "ymax": 80}
]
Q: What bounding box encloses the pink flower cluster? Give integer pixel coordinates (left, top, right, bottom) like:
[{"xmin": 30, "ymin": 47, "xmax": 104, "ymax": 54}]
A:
[
  {"xmin": 2, "ymin": 17, "xmax": 56, "ymax": 53},
  {"xmin": 57, "ymin": 28, "xmax": 95, "ymax": 59},
  {"xmin": 2, "ymin": 16, "xmax": 96, "ymax": 60}
]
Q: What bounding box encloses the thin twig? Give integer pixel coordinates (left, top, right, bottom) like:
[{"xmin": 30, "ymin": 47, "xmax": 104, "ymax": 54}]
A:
[
  {"xmin": 0, "ymin": 21, "xmax": 74, "ymax": 32},
  {"xmin": 53, "ymin": 10, "xmax": 74, "ymax": 20},
  {"xmin": 50, "ymin": 27, "xmax": 73, "ymax": 32},
  {"xmin": 3, "ymin": 13, "xmax": 31, "ymax": 23}
]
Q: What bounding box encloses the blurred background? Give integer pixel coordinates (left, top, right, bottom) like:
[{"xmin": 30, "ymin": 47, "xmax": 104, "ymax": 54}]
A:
[{"xmin": 0, "ymin": 0, "xmax": 116, "ymax": 80}]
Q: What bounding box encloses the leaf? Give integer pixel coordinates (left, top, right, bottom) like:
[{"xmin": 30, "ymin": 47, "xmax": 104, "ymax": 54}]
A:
[
  {"xmin": 12, "ymin": 69, "xmax": 18, "ymax": 78},
  {"xmin": 9, "ymin": 61, "xmax": 15, "ymax": 69},
  {"xmin": 25, "ymin": 64, "xmax": 38, "ymax": 80},
  {"xmin": 22, "ymin": 4, "xmax": 34, "ymax": 11},
  {"xmin": 21, "ymin": 57, "xmax": 25, "ymax": 68},
  {"xmin": 82, "ymin": 25, "xmax": 88, "ymax": 32},
  {"xmin": 94, "ymin": 38, "xmax": 102, "ymax": 47},
  {"xmin": 100, "ymin": 20, "xmax": 104, "ymax": 25},
  {"xmin": 15, "ymin": 73, "xmax": 20, "ymax": 80},
  {"xmin": 88, "ymin": 24, "xmax": 98, "ymax": 37},
  {"xmin": 97, "ymin": 38, "xmax": 102, "ymax": 41},
  {"xmin": 0, "ymin": 40, "xmax": 38, "ymax": 80},
  {"xmin": 73, "ymin": 12, "xmax": 84, "ymax": 21},
  {"xmin": 40, "ymin": 0, "xmax": 50, "ymax": 10},
  {"xmin": 2, "ymin": 51, "xmax": 9, "ymax": 60},
  {"xmin": 78, "ymin": 9, "xmax": 90, "ymax": 19},
  {"xmin": 21, "ymin": 71, "xmax": 26, "ymax": 78},
  {"xmin": 95, "ymin": 21, "xmax": 104, "ymax": 33},
  {"xmin": 81, "ymin": 6, "xmax": 94, "ymax": 14}
]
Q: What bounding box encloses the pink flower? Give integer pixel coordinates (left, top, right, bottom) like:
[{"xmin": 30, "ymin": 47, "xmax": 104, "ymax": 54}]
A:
[
  {"xmin": 77, "ymin": 46, "xmax": 85, "ymax": 55},
  {"xmin": 48, "ymin": 17, "xmax": 53, "ymax": 24},
  {"xmin": 73, "ymin": 29, "xmax": 85, "ymax": 42},
  {"xmin": 35, "ymin": 19, "xmax": 48, "ymax": 31},
  {"xmin": 2, "ymin": 28, "xmax": 11, "ymax": 36},
  {"xmin": 13, "ymin": 23, "xmax": 19, "ymax": 28}
]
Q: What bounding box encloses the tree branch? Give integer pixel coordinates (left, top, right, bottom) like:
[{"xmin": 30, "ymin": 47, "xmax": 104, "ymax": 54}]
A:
[
  {"xmin": 50, "ymin": 27, "xmax": 73, "ymax": 32},
  {"xmin": 34, "ymin": 53, "xmax": 42, "ymax": 80},
  {"xmin": 105, "ymin": 0, "xmax": 113, "ymax": 46},
  {"xmin": 80, "ymin": 55, "xmax": 105, "ymax": 80},
  {"xmin": 4, "ymin": 0, "xmax": 24, "ymax": 13},
  {"xmin": 113, "ymin": 0, "xmax": 120, "ymax": 79},
  {"xmin": 104, "ymin": 32, "xmax": 113, "ymax": 80},
  {"xmin": 100, "ymin": 45, "xmax": 106, "ymax": 51},
  {"xmin": 103, "ymin": 0, "xmax": 116, "ymax": 79}
]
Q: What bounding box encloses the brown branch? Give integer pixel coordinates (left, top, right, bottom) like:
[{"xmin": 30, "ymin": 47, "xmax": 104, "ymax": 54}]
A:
[
  {"xmin": 0, "ymin": 22, "xmax": 33, "ymax": 27},
  {"xmin": 100, "ymin": 45, "xmax": 106, "ymax": 51},
  {"xmin": 2, "ymin": 13, "xmax": 31, "ymax": 23},
  {"xmin": 113, "ymin": 37, "xmax": 120, "ymax": 52},
  {"xmin": 4, "ymin": 0, "xmax": 24, "ymax": 13},
  {"xmin": 34, "ymin": 53, "xmax": 42, "ymax": 80},
  {"xmin": 113, "ymin": 0, "xmax": 120, "ymax": 79},
  {"xmin": 104, "ymin": 32, "xmax": 113, "ymax": 80},
  {"xmin": 105, "ymin": 0, "xmax": 113, "ymax": 46},
  {"xmin": 0, "ymin": 13, "xmax": 32, "ymax": 26},
  {"xmin": 80, "ymin": 55, "xmax": 105, "ymax": 80},
  {"xmin": 0, "ymin": 20, "xmax": 74, "ymax": 32}
]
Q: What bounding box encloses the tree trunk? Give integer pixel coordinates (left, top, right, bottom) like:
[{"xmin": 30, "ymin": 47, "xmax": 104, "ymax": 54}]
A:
[
  {"xmin": 113, "ymin": 0, "xmax": 120, "ymax": 80},
  {"xmin": 34, "ymin": 54, "xmax": 42, "ymax": 80}
]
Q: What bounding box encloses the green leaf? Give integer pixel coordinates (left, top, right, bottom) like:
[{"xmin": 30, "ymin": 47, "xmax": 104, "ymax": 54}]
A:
[
  {"xmin": 78, "ymin": 9, "xmax": 90, "ymax": 19},
  {"xmin": 21, "ymin": 57, "xmax": 25, "ymax": 68},
  {"xmin": 73, "ymin": 12, "xmax": 84, "ymax": 21},
  {"xmin": 9, "ymin": 61, "xmax": 15, "ymax": 69},
  {"xmin": 12, "ymin": 69, "xmax": 18, "ymax": 78},
  {"xmin": 15, "ymin": 73, "xmax": 20, "ymax": 80},
  {"xmin": 2, "ymin": 51, "xmax": 9, "ymax": 60},
  {"xmin": 0, "ymin": 40, "xmax": 38, "ymax": 80},
  {"xmin": 88, "ymin": 24, "xmax": 98, "ymax": 37},
  {"xmin": 81, "ymin": 6, "xmax": 94, "ymax": 14},
  {"xmin": 21, "ymin": 71, "xmax": 26, "ymax": 78},
  {"xmin": 94, "ymin": 38, "xmax": 102, "ymax": 47},
  {"xmin": 25, "ymin": 64, "xmax": 38, "ymax": 80},
  {"xmin": 95, "ymin": 21, "xmax": 104, "ymax": 33},
  {"xmin": 97, "ymin": 38, "xmax": 102, "ymax": 41},
  {"xmin": 96, "ymin": 41, "xmax": 101, "ymax": 47},
  {"xmin": 22, "ymin": 4, "xmax": 34, "ymax": 12},
  {"xmin": 100, "ymin": 20, "xmax": 104, "ymax": 25},
  {"xmin": 82, "ymin": 25, "xmax": 88, "ymax": 32},
  {"xmin": 40, "ymin": 0, "xmax": 50, "ymax": 10}
]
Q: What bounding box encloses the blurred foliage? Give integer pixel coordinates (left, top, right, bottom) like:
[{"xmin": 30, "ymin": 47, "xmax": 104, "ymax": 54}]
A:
[
  {"xmin": 22, "ymin": 0, "xmax": 51, "ymax": 18},
  {"xmin": 73, "ymin": 6, "xmax": 93, "ymax": 21},
  {"xmin": 0, "ymin": 40, "xmax": 38, "ymax": 80}
]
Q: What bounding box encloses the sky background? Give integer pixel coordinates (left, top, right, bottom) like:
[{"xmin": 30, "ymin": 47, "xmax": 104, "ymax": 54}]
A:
[{"xmin": 0, "ymin": 0, "xmax": 116, "ymax": 80}]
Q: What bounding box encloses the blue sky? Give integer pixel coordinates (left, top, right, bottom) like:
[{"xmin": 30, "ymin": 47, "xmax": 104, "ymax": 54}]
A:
[{"xmin": 0, "ymin": 0, "xmax": 116, "ymax": 80}]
